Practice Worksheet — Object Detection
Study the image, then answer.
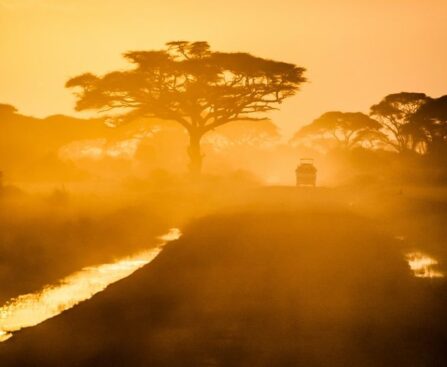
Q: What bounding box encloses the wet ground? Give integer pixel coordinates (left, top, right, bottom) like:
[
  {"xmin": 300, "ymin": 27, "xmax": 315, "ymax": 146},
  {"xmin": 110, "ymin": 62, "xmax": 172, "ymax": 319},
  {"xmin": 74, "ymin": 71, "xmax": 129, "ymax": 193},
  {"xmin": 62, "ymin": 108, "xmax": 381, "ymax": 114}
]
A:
[{"xmin": 1, "ymin": 185, "xmax": 447, "ymax": 365}]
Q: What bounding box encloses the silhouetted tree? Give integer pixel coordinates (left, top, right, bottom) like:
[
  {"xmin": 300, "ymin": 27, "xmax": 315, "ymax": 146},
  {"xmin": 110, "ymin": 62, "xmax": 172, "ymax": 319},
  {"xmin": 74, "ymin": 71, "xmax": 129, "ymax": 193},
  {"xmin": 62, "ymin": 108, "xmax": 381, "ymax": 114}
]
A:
[
  {"xmin": 294, "ymin": 112, "xmax": 382, "ymax": 149},
  {"xmin": 405, "ymin": 95, "xmax": 447, "ymax": 155},
  {"xmin": 66, "ymin": 41, "xmax": 306, "ymax": 176},
  {"xmin": 370, "ymin": 92, "xmax": 429, "ymax": 152}
]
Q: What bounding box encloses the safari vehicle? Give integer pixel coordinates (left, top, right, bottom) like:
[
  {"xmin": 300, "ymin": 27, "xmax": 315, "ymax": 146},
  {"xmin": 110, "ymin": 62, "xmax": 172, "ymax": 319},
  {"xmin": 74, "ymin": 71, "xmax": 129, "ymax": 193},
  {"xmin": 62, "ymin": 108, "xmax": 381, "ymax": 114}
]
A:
[{"xmin": 296, "ymin": 158, "xmax": 317, "ymax": 187}]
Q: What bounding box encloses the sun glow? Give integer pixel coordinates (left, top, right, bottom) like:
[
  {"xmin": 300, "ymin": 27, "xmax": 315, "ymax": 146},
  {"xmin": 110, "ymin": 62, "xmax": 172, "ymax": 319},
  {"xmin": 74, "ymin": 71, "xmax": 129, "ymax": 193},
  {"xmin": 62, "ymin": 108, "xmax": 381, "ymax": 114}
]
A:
[
  {"xmin": 406, "ymin": 252, "xmax": 444, "ymax": 279},
  {"xmin": 0, "ymin": 228, "xmax": 181, "ymax": 342}
]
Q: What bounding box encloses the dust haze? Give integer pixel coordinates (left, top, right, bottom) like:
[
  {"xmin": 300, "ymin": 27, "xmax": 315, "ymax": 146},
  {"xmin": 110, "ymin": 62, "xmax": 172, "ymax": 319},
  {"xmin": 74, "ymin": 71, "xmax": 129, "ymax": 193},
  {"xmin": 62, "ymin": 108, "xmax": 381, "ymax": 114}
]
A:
[{"xmin": 1, "ymin": 5, "xmax": 447, "ymax": 366}]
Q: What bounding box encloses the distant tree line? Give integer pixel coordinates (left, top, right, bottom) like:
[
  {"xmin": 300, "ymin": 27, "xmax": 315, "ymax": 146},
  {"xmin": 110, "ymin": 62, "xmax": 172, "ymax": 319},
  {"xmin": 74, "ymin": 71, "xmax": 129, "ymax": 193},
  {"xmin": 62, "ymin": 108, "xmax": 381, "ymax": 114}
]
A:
[{"xmin": 295, "ymin": 92, "xmax": 447, "ymax": 157}]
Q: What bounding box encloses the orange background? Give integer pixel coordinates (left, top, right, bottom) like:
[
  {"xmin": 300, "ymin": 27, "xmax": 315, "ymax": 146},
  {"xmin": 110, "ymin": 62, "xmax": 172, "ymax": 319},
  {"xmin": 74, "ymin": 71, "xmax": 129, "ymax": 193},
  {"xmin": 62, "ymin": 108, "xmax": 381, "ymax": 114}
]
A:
[{"xmin": 1, "ymin": 0, "xmax": 446, "ymax": 137}]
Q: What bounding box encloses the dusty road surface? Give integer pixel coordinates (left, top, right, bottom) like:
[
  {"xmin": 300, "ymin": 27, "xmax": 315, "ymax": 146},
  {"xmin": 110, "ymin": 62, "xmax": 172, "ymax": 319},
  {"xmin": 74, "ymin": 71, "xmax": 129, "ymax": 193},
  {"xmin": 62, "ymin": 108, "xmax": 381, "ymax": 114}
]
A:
[{"xmin": 1, "ymin": 196, "xmax": 447, "ymax": 366}]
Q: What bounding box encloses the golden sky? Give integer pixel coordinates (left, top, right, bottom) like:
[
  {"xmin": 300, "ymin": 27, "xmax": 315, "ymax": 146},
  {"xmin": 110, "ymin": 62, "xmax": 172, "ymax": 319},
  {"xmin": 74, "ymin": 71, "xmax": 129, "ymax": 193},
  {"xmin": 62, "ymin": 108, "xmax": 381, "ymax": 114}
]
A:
[{"xmin": 0, "ymin": 0, "xmax": 446, "ymax": 137}]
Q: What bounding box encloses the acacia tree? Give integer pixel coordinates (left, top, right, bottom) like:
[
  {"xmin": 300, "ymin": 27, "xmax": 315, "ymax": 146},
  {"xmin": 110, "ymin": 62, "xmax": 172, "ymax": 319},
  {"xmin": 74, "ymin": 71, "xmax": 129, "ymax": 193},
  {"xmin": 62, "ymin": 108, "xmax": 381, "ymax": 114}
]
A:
[
  {"xmin": 370, "ymin": 92, "xmax": 429, "ymax": 152},
  {"xmin": 66, "ymin": 41, "xmax": 306, "ymax": 176},
  {"xmin": 404, "ymin": 95, "xmax": 447, "ymax": 155},
  {"xmin": 294, "ymin": 112, "xmax": 382, "ymax": 149}
]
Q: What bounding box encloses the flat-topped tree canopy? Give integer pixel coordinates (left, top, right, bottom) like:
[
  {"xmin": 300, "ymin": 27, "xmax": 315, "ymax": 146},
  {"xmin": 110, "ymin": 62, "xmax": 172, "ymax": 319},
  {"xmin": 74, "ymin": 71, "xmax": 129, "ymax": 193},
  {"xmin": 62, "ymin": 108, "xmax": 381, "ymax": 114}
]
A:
[
  {"xmin": 295, "ymin": 111, "xmax": 382, "ymax": 149},
  {"xmin": 405, "ymin": 95, "xmax": 447, "ymax": 155},
  {"xmin": 370, "ymin": 92, "xmax": 430, "ymax": 152},
  {"xmin": 66, "ymin": 41, "xmax": 306, "ymax": 175}
]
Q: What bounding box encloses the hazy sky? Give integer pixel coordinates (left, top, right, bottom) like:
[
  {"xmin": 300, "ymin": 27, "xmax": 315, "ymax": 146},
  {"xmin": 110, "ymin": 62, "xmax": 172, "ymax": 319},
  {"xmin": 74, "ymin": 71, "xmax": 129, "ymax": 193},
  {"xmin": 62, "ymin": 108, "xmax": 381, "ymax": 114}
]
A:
[{"xmin": 1, "ymin": 0, "xmax": 446, "ymax": 137}]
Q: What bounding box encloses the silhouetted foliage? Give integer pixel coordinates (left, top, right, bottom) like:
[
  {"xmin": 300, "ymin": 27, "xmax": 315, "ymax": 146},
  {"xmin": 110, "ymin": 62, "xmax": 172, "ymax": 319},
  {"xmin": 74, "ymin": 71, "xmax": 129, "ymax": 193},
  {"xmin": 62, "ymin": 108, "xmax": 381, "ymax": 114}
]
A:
[
  {"xmin": 294, "ymin": 111, "xmax": 382, "ymax": 149},
  {"xmin": 370, "ymin": 92, "xmax": 429, "ymax": 153},
  {"xmin": 405, "ymin": 95, "xmax": 447, "ymax": 156},
  {"xmin": 0, "ymin": 104, "xmax": 17, "ymax": 116},
  {"xmin": 66, "ymin": 41, "xmax": 306, "ymax": 175}
]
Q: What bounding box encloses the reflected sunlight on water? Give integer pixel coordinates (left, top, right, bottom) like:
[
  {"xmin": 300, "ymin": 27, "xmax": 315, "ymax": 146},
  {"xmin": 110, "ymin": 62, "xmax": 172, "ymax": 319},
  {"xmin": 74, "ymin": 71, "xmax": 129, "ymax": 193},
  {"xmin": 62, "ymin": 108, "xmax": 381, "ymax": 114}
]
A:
[
  {"xmin": 0, "ymin": 330, "xmax": 12, "ymax": 342},
  {"xmin": 406, "ymin": 252, "xmax": 444, "ymax": 279},
  {"xmin": 0, "ymin": 228, "xmax": 181, "ymax": 342}
]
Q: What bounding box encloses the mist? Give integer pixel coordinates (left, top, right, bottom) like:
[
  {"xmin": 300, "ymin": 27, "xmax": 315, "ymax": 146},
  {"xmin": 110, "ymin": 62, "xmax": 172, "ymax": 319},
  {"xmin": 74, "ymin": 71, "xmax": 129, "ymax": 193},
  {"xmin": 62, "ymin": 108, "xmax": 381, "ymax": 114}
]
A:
[{"xmin": 1, "ymin": 5, "xmax": 447, "ymax": 365}]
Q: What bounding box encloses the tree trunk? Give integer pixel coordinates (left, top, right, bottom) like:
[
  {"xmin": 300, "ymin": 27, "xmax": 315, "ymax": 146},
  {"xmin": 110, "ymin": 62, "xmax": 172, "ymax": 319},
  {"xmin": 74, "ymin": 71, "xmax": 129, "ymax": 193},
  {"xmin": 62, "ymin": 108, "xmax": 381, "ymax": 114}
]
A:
[{"xmin": 187, "ymin": 132, "xmax": 204, "ymax": 177}]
